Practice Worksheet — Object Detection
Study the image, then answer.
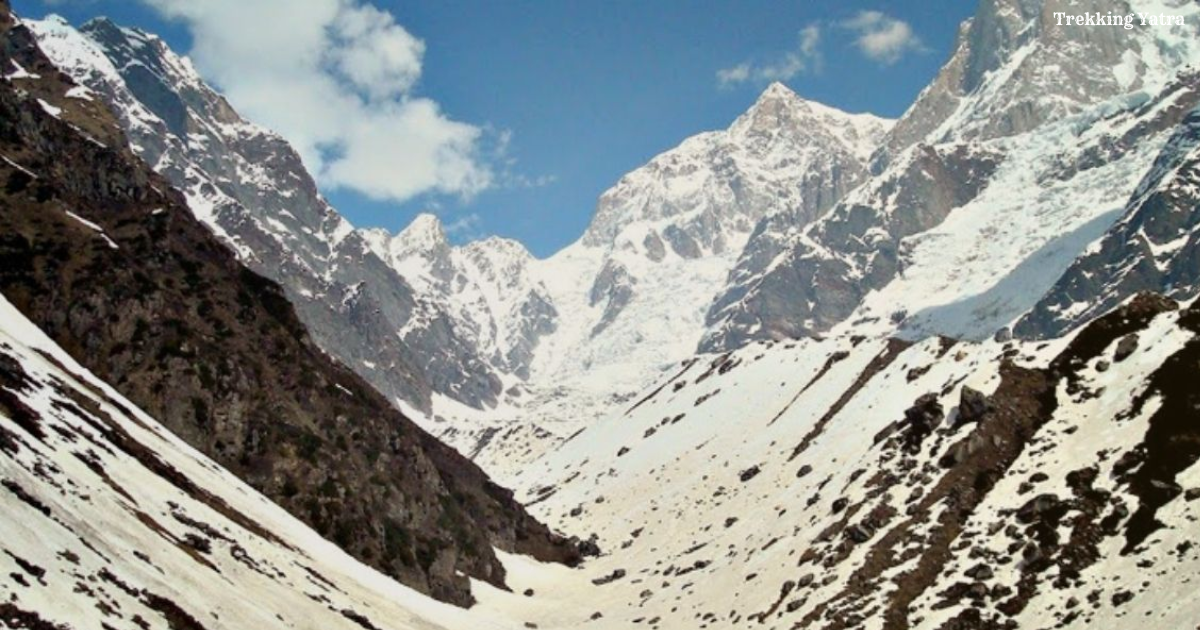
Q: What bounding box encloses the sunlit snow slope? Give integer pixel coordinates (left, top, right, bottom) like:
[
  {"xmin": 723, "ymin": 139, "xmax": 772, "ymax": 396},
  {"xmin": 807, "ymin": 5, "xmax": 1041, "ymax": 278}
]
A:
[
  {"xmin": 497, "ymin": 294, "xmax": 1200, "ymax": 629},
  {"xmin": 0, "ymin": 295, "xmax": 528, "ymax": 630}
]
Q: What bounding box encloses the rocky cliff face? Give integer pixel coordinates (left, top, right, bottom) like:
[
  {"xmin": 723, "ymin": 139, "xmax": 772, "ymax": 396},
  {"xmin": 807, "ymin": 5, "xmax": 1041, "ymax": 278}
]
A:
[
  {"xmin": 360, "ymin": 215, "xmax": 559, "ymax": 383},
  {"xmin": 702, "ymin": 0, "xmax": 1200, "ymax": 351},
  {"xmin": 1, "ymin": 4, "xmax": 577, "ymax": 607},
  {"xmin": 879, "ymin": 0, "xmax": 1151, "ymax": 163},
  {"xmin": 28, "ymin": 15, "xmax": 505, "ymax": 415},
  {"xmin": 1017, "ymin": 96, "xmax": 1200, "ymax": 338},
  {"xmin": 581, "ymin": 82, "xmax": 890, "ymax": 253},
  {"xmin": 702, "ymin": 143, "xmax": 1002, "ymax": 351}
]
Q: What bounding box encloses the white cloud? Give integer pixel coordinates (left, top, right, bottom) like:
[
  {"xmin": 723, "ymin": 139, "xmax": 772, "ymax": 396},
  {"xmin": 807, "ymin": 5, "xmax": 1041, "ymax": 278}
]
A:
[
  {"xmin": 841, "ymin": 11, "xmax": 924, "ymax": 65},
  {"xmin": 717, "ymin": 25, "xmax": 821, "ymax": 88},
  {"xmin": 443, "ymin": 213, "xmax": 483, "ymax": 241},
  {"xmin": 140, "ymin": 0, "xmax": 494, "ymax": 203}
]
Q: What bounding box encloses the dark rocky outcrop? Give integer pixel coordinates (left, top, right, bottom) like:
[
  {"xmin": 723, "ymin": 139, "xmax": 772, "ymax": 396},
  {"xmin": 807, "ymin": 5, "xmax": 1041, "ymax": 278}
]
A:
[{"xmin": 0, "ymin": 4, "xmax": 577, "ymax": 606}]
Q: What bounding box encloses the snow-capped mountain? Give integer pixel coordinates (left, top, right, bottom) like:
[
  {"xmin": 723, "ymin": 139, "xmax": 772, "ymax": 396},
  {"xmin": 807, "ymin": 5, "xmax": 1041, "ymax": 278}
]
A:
[
  {"xmin": 360, "ymin": 215, "xmax": 558, "ymax": 382},
  {"xmin": 1, "ymin": 8, "xmax": 579, "ymax": 610},
  {"xmin": 534, "ymin": 83, "xmax": 890, "ymax": 384},
  {"xmin": 27, "ymin": 15, "xmax": 506, "ymax": 415},
  {"xmin": 9, "ymin": 0, "xmax": 1200, "ymax": 626},
  {"xmin": 879, "ymin": 0, "xmax": 1186, "ymax": 163},
  {"xmin": 351, "ymin": 82, "xmax": 892, "ymax": 475},
  {"xmin": 703, "ymin": 0, "xmax": 1200, "ymax": 351},
  {"xmin": 580, "ymin": 81, "xmax": 890, "ymax": 252},
  {"xmin": 23, "ymin": 0, "xmax": 1200, "ymax": 495}
]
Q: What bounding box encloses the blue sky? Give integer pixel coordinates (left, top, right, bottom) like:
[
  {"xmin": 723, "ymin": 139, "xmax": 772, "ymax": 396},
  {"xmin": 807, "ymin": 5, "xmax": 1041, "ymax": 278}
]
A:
[{"xmin": 19, "ymin": 0, "xmax": 975, "ymax": 257}]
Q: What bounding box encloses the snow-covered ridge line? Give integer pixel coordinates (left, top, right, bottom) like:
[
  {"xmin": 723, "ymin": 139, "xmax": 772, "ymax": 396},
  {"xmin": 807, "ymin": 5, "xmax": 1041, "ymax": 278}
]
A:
[{"xmin": 27, "ymin": 14, "xmax": 510, "ymax": 416}]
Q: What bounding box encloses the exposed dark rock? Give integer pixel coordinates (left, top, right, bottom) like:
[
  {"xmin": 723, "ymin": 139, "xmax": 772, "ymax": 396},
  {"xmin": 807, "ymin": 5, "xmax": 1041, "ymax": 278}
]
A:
[
  {"xmin": 938, "ymin": 430, "xmax": 991, "ymax": 469},
  {"xmin": 899, "ymin": 393, "xmax": 944, "ymax": 453},
  {"xmin": 845, "ymin": 524, "xmax": 873, "ymax": 544},
  {"xmin": 1117, "ymin": 301, "xmax": 1200, "ymax": 552},
  {"xmin": 0, "ymin": 602, "xmax": 73, "ymax": 630},
  {"xmin": 1016, "ymin": 494, "xmax": 1064, "ymax": 525},
  {"xmin": 738, "ymin": 465, "xmax": 761, "ymax": 482},
  {"xmin": 800, "ymin": 357, "xmax": 1059, "ymax": 629},
  {"xmin": 0, "ymin": 13, "xmax": 575, "ymax": 607},
  {"xmin": 790, "ymin": 340, "xmax": 912, "ymax": 462},
  {"xmin": 571, "ymin": 535, "xmax": 601, "ymax": 558},
  {"xmin": 964, "ymin": 564, "xmax": 993, "ymax": 581},
  {"xmin": 591, "ymin": 569, "xmax": 626, "ymax": 586},
  {"xmin": 1113, "ymin": 334, "xmax": 1140, "ymax": 362}
]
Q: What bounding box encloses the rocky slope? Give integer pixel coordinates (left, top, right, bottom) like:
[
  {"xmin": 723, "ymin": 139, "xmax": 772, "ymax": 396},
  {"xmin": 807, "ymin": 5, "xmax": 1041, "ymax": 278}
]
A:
[
  {"xmin": 0, "ymin": 3, "xmax": 576, "ymax": 608},
  {"xmin": 0, "ymin": 292, "xmax": 534, "ymax": 630},
  {"xmin": 27, "ymin": 15, "xmax": 505, "ymax": 415},
  {"xmin": 496, "ymin": 292, "xmax": 1200, "ymax": 629}
]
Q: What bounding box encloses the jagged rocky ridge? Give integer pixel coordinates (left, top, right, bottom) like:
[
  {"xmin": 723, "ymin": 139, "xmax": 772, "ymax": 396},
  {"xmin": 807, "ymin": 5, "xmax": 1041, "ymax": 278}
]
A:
[
  {"xmin": 359, "ymin": 215, "xmax": 557, "ymax": 383},
  {"xmin": 27, "ymin": 15, "xmax": 505, "ymax": 415},
  {"xmin": 0, "ymin": 4, "xmax": 577, "ymax": 609},
  {"xmin": 703, "ymin": 0, "xmax": 1200, "ymax": 351}
]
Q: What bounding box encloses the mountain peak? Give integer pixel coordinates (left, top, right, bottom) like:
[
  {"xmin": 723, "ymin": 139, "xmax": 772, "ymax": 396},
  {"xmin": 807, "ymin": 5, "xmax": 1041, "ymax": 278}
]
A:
[
  {"xmin": 400, "ymin": 213, "xmax": 448, "ymax": 246},
  {"xmin": 80, "ymin": 16, "xmax": 150, "ymax": 45},
  {"xmin": 40, "ymin": 13, "xmax": 70, "ymax": 27},
  {"xmin": 737, "ymin": 83, "xmax": 833, "ymax": 131},
  {"xmin": 758, "ymin": 81, "xmax": 797, "ymax": 102}
]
